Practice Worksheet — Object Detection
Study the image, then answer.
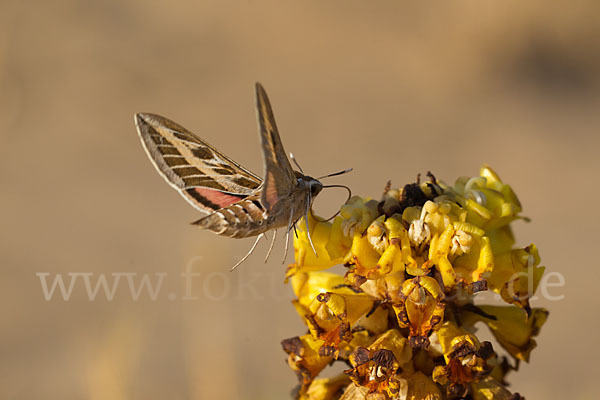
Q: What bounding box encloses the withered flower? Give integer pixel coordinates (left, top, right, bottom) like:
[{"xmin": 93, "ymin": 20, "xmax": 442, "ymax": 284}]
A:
[
  {"xmin": 345, "ymin": 330, "xmax": 412, "ymax": 397},
  {"xmin": 431, "ymin": 322, "xmax": 494, "ymax": 397},
  {"xmin": 282, "ymin": 334, "xmax": 334, "ymax": 391}
]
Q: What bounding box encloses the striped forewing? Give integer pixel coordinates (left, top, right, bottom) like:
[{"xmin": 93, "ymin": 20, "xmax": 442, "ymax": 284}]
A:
[
  {"xmin": 135, "ymin": 113, "xmax": 262, "ymax": 214},
  {"xmin": 255, "ymin": 83, "xmax": 296, "ymax": 211}
]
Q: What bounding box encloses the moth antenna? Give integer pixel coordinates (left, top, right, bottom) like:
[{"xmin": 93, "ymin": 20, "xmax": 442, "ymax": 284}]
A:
[
  {"xmin": 231, "ymin": 233, "xmax": 265, "ymax": 271},
  {"xmin": 305, "ymin": 192, "xmax": 318, "ymax": 257},
  {"xmin": 311, "ymin": 184, "xmax": 353, "ymax": 222},
  {"xmin": 282, "ymin": 205, "xmax": 295, "ymax": 264},
  {"xmin": 264, "ymin": 229, "xmax": 277, "ymax": 263},
  {"xmin": 318, "ymin": 168, "xmax": 353, "ymax": 180},
  {"xmin": 289, "ymin": 153, "xmax": 304, "ymax": 173}
]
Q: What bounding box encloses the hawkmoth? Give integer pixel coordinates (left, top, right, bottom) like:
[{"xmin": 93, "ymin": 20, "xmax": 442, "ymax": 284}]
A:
[{"xmin": 135, "ymin": 83, "xmax": 350, "ymax": 268}]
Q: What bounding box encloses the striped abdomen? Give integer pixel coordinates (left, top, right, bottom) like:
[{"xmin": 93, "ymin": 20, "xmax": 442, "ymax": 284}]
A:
[{"xmin": 192, "ymin": 197, "xmax": 274, "ymax": 238}]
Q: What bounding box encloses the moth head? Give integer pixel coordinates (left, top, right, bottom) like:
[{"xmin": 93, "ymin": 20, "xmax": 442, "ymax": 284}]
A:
[{"xmin": 295, "ymin": 171, "xmax": 323, "ymax": 198}]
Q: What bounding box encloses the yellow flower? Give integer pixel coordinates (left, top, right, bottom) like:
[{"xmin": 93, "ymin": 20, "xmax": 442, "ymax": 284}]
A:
[
  {"xmin": 290, "ymin": 271, "xmax": 361, "ymax": 328},
  {"xmin": 452, "ymin": 165, "xmax": 522, "ymax": 231},
  {"xmin": 350, "ymin": 216, "xmax": 406, "ymax": 280},
  {"xmin": 300, "ymin": 375, "xmax": 352, "ymax": 400},
  {"xmin": 462, "ymin": 305, "xmax": 548, "ymax": 362},
  {"xmin": 392, "ymin": 276, "xmax": 445, "ymax": 349},
  {"xmin": 486, "ymin": 225, "xmax": 516, "ymax": 255},
  {"xmin": 338, "ymin": 383, "xmax": 369, "ymax": 399},
  {"xmin": 355, "ymin": 272, "xmax": 405, "ymax": 304},
  {"xmin": 404, "ymin": 372, "xmax": 443, "ymax": 400},
  {"xmin": 339, "ymin": 196, "xmax": 380, "ymax": 238},
  {"xmin": 449, "ymin": 222, "xmax": 494, "ymax": 287},
  {"xmin": 304, "ymin": 291, "xmax": 377, "ymax": 357},
  {"xmin": 487, "ymin": 244, "xmax": 545, "ymax": 314},
  {"xmin": 322, "ymin": 196, "xmax": 380, "ymax": 265},
  {"xmin": 291, "ymin": 271, "xmax": 354, "ymax": 309},
  {"xmin": 291, "ymin": 213, "xmax": 341, "ymax": 274},
  {"xmin": 284, "ymin": 166, "xmax": 549, "ymax": 399},
  {"xmin": 400, "ymin": 200, "xmax": 494, "ymax": 290},
  {"xmin": 349, "ymin": 231, "xmax": 383, "ymax": 275},
  {"xmin": 471, "ymin": 376, "xmax": 524, "ymax": 400}
]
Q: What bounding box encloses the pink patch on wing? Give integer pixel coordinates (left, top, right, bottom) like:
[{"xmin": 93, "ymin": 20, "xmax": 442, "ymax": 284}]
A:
[
  {"xmin": 194, "ymin": 188, "xmax": 242, "ymax": 208},
  {"xmin": 264, "ymin": 172, "xmax": 280, "ymax": 209}
]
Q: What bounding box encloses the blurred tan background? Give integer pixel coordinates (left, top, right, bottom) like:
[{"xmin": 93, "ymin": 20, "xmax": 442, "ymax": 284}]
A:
[{"xmin": 1, "ymin": 0, "xmax": 599, "ymax": 399}]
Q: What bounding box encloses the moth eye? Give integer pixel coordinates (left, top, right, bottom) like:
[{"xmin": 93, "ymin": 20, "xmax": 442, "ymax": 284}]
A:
[{"xmin": 310, "ymin": 182, "xmax": 323, "ymax": 196}]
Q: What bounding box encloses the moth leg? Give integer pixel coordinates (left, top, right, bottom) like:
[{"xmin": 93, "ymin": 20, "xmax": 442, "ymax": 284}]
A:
[
  {"xmin": 305, "ymin": 193, "xmax": 318, "ymax": 257},
  {"xmin": 230, "ymin": 233, "xmax": 265, "ymax": 271},
  {"xmin": 264, "ymin": 229, "xmax": 277, "ymax": 263},
  {"xmin": 282, "ymin": 205, "xmax": 295, "ymax": 264}
]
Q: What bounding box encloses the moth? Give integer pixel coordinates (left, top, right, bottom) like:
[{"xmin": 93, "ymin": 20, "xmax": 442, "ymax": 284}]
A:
[{"xmin": 135, "ymin": 83, "xmax": 350, "ymax": 269}]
